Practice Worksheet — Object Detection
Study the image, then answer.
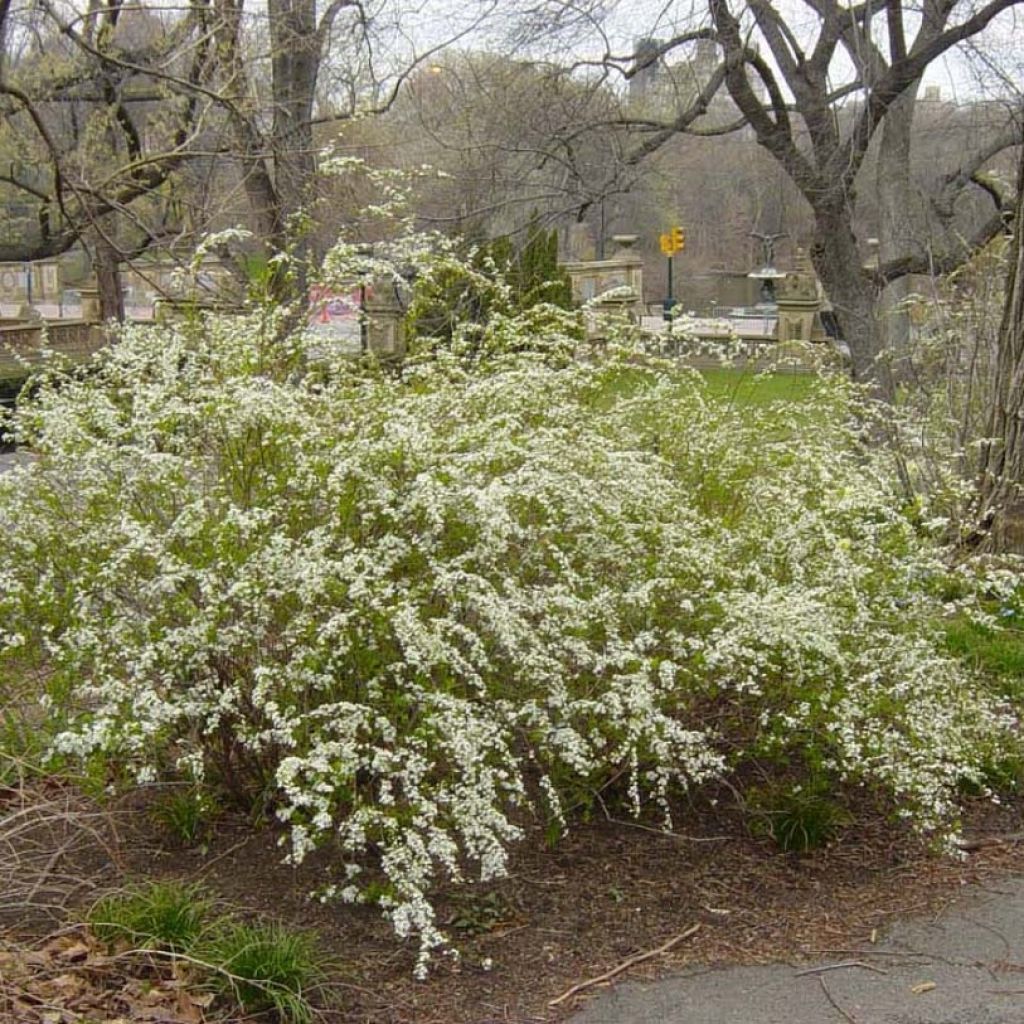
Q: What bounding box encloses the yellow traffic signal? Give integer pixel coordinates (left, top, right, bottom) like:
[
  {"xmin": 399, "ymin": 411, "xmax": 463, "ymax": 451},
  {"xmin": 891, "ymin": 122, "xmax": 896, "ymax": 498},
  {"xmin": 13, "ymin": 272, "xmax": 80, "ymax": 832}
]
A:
[{"xmin": 659, "ymin": 226, "xmax": 686, "ymax": 256}]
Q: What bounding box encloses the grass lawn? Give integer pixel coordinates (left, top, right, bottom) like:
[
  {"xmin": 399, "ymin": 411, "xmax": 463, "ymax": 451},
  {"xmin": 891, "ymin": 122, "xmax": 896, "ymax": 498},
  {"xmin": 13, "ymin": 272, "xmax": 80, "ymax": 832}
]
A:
[
  {"xmin": 594, "ymin": 364, "xmax": 821, "ymax": 409},
  {"xmin": 699, "ymin": 365, "xmax": 820, "ymax": 406},
  {"xmin": 945, "ymin": 614, "xmax": 1024, "ymax": 700}
]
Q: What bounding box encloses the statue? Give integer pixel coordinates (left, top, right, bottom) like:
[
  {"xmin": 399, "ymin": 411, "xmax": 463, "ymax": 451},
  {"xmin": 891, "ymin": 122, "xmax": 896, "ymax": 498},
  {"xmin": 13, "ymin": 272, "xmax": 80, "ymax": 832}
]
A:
[{"xmin": 749, "ymin": 230, "xmax": 787, "ymax": 269}]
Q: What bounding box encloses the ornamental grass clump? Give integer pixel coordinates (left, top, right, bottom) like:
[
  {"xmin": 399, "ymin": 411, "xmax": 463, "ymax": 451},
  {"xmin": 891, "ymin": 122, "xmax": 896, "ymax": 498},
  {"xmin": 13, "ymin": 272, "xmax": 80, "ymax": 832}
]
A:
[
  {"xmin": 0, "ymin": 267, "xmax": 1017, "ymax": 973},
  {"xmin": 196, "ymin": 919, "xmax": 323, "ymax": 1024},
  {"xmin": 89, "ymin": 881, "xmax": 211, "ymax": 952}
]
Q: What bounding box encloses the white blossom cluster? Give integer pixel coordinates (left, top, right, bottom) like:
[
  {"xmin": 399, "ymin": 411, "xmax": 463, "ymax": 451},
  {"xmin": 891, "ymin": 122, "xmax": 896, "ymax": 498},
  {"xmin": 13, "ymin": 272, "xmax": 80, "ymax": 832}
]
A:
[{"xmin": 0, "ymin": 271, "xmax": 1017, "ymax": 974}]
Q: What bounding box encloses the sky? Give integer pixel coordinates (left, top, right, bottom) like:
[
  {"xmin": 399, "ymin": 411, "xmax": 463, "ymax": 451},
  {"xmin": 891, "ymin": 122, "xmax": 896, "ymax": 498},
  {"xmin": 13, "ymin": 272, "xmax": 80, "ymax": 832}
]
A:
[{"xmin": 470, "ymin": 0, "xmax": 1024, "ymax": 105}]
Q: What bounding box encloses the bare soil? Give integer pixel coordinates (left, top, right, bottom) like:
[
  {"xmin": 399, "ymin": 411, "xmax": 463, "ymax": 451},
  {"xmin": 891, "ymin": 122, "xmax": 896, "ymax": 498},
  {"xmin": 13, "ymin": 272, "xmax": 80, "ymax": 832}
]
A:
[{"xmin": 5, "ymin": 780, "xmax": 1024, "ymax": 1023}]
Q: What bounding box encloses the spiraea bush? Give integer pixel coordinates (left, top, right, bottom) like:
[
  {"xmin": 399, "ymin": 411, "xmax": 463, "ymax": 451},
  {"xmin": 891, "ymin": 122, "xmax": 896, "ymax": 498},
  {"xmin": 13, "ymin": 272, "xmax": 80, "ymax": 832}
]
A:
[{"xmin": 0, "ymin": 245, "xmax": 1018, "ymax": 973}]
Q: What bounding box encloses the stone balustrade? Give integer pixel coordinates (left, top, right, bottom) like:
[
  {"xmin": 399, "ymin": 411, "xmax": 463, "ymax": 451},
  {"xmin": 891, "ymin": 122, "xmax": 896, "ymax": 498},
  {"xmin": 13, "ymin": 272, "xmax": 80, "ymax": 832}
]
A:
[{"xmin": 0, "ymin": 321, "xmax": 104, "ymax": 380}]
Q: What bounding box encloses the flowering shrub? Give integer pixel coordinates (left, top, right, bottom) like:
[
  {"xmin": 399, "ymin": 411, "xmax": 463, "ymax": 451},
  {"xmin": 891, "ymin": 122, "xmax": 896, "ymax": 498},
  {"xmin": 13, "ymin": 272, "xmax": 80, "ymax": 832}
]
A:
[{"xmin": 0, "ymin": 280, "xmax": 1017, "ymax": 973}]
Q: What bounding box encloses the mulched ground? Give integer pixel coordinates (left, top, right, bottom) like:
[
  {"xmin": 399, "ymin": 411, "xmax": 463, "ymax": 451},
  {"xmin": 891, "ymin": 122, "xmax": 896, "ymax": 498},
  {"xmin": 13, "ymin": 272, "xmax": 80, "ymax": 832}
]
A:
[
  {"xmin": 1, "ymin": 927, "xmax": 216, "ymax": 1023},
  {"xmin": 4, "ymin": 782, "xmax": 1024, "ymax": 1023}
]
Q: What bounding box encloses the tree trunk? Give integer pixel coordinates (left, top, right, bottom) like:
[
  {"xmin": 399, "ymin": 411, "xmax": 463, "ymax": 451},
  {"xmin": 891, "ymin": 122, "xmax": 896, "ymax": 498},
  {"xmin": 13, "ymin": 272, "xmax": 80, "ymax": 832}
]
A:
[
  {"xmin": 94, "ymin": 235, "xmax": 125, "ymax": 323},
  {"xmin": 976, "ymin": 145, "xmax": 1024, "ymax": 552},
  {"xmin": 214, "ymin": 0, "xmax": 288, "ymax": 280},
  {"xmin": 268, "ymin": 0, "xmax": 319, "ymax": 298},
  {"xmin": 876, "ymin": 84, "xmax": 926, "ymax": 367},
  {"xmin": 810, "ymin": 203, "xmax": 894, "ymax": 400}
]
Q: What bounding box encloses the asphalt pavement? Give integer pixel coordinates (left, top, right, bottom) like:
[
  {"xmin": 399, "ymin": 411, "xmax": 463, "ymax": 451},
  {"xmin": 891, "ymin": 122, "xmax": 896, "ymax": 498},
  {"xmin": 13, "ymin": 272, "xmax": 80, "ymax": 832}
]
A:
[
  {"xmin": 568, "ymin": 875, "xmax": 1024, "ymax": 1024},
  {"xmin": 0, "ymin": 451, "xmax": 27, "ymax": 474}
]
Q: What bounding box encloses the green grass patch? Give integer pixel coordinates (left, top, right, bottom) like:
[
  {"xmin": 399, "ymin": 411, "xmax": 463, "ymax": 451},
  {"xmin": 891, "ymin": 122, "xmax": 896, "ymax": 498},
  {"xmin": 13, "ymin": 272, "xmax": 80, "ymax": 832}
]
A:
[
  {"xmin": 197, "ymin": 920, "xmax": 324, "ymax": 1024},
  {"xmin": 149, "ymin": 786, "xmax": 217, "ymax": 847},
  {"xmin": 945, "ymin": 616, "xmax": 1024, "ymax": 700},
  {"xmin": 89, "ymin": 881, "xmax": 211, "ymax": 952},
  {"xmin": 0, "ymin": 712, "xmax": 50, "ymax": 786},
  {"xmin": 88, "ymin": 881, "xmax": 323, "ymax": 1022},
  {"xmin": 592, "ymin": 364, "xmax": 819, "ymax": 410},
  {"xmin": 748, "ymin": 780, "xmax": 852, "ymax": 853},
  {"xmin": 699, "ymin": 366, "xmax": 819, "ymax": 407}
]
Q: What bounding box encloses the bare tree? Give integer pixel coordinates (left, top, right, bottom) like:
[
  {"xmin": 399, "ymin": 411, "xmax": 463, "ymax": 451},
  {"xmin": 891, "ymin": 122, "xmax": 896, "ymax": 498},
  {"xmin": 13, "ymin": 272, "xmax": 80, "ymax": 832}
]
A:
[
  {"xmin": 0, "ymin": 0, "xmax": 217, "ymax": 316},
  {"xmin": 977, "ymin": 140, "xmax": 1024, "ymax": 550},
  {"xmin": 515, "ymin": 0, "xmax": 1022, "ymax": 390},
  {"xmin": 381, "ymin": 52, "xmax": 635, "ymax": 246},
  {"xmin": 181, "ymin": 0, "xmax": 501, "ymax": 297},
  {"xmin": 0, "ymin": 0, "xmax": 501, "ymax": 316},
  {"xmin": 709, "ymin": 0, "xmax": 1023, "ymax": 390}
]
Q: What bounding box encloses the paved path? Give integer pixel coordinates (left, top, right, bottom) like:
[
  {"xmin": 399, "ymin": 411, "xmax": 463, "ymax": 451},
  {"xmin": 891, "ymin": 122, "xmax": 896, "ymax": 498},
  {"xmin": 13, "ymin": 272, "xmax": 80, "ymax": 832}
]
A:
[
  {"xmin": 0, "ymin": 451, "xmax": 30, "ymax": 474},
  {"xmin": 569, "ymin": 876, "xmax": 1024, "ymax": 1023}
]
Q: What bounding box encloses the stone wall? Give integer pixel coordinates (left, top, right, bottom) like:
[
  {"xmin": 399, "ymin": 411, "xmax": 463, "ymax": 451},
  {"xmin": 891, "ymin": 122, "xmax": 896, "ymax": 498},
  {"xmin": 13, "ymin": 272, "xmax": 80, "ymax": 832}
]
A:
[
  {"xmin": 0, "ymin": 261, "xmax": 61, "ymax": 303},
  {"xmin": 0, "ymin": 321, "xmax": 104, "ymax": 380}
]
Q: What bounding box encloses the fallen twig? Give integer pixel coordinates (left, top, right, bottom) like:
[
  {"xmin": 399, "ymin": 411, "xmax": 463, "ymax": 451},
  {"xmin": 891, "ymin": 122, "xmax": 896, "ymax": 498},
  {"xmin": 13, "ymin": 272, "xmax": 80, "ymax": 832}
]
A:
[
  {"xmin": 796, "ymin": 960, "xmax": 888, "ymax": 977},
  {"xmin": 603, "ymin": 815, "xmax": 731, "ymax": 843},
  {"xmin": 594, "ymin": 790, "xmax": 730, "ymax": 842},
  {"xmin": 195, "ymin": 832, "xmax": 255, "ymax": 877},
  {"xmin": 548, "ymin": 924, "xmax": 700, "ymax": 1007},
  {"xmin": 803, "ymin": 948, "xmax": 932, "ymax": 959},
  {"xmin": 956, "ymin": 831, "xmax": 1024, "ymax": 852},
  {"xmin": 819, "ymin": 975, "xmax": 858, "ymax": 1023},
  {"xmin": 23, "ymin": 836, "xmax": 75, "ymax": 906}
]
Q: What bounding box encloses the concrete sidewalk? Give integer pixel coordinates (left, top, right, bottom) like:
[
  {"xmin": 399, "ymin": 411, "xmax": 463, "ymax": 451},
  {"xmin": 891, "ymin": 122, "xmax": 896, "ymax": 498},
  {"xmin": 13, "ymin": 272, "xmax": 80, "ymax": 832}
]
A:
[
  {"xmin": 569, "ymin": 876, "xmax": 1024, "ymax": 1023},
  {"xmin": 0, "ymin": 452, "xmax": 30, "ymax": 474}
]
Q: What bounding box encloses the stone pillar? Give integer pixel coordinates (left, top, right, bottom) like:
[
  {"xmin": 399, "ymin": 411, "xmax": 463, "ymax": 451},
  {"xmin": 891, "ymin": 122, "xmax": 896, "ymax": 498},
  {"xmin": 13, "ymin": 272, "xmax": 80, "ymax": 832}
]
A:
[
  {"xmin": 78, "ymin": 285, "xmax": 101, "ymax": 323},
  {"xmin": 561, "ymin": 233, "xmax": 645, "ymax": 338},
  {"xmin": 775, "ymin": 248, "xmax": 824, "ymax": 343},
  {"xmin": 604, "ymin": 234, "xmax": 644, "ymax": 316},
  {"xmin": 365, "ymin": 284, "xmax": 406, "ymax": 358}
]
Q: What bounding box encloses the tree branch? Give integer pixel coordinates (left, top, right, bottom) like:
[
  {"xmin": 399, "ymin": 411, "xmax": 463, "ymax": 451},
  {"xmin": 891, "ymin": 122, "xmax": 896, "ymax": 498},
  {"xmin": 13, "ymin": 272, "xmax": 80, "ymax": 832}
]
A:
[
  {"xmin": 710, "ymin": 0, "xmax": 819, "ymax": 194},
  {"xmin": 874, "ymin": 210, "xmax": 1012, "ymax": 283},
  {"xmin": 934, "ymin": 119, "xmax": 1024, "ymax": 218}
]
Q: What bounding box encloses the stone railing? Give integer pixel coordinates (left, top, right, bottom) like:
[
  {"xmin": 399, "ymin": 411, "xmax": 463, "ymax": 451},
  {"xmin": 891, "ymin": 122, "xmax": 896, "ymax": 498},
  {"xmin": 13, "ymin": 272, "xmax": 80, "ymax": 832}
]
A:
[
  {"xmin": 562, "ymin": 235, "xmax": 645, "ymax": 338},
  {"xmin": 0, "ymin": 321, "xmax": 105, "ymax": 380}
]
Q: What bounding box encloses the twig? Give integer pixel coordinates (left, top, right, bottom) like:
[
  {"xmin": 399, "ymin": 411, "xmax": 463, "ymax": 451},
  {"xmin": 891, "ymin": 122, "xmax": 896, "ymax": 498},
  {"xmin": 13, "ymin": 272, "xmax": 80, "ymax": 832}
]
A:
[
  {"xmin": 595, "ymin": 790, "xmax": 729, "ymax": 842},
  {"xmin": 803, "ymin": 948, "xmax": 932, "ymax": 958},
  {"xmin": 547, "ymin": 924, "xmax": 701, "ymax": 1007},
  {"xmin": 195, "ymin": 833, "xmax": 255, "ymax": 877},
  {"xmin": 23, "ymin": 837, "xmax": 74, "ymax": 906},
  {"xmin": 603, "ymin": 816, "xmax": 732, "ymax": 843},
  {"xmin": 477, "ymin": 923, "xmax": 531, "ymax": 942},
  {"xmin": 819, "ymin": 975, "xmax": 859, "ymax": 1024},
  {"xmin": 956, "ymin": 831, "xmax": 1024, "ymax": 852},
  {"xmin": 961, "ymin": 914, "xmax": 1011, "ymax": 957},
  {"xmin": 796, "ymin": 960, "xmax": 888, "ymax": 977}
]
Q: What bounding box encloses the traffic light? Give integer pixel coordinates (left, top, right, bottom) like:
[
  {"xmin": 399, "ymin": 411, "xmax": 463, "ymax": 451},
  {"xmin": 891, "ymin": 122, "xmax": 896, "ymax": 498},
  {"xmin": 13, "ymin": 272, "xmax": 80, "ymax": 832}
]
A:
[{"xmin": 659, "ymin": 226, "xmax": 686, "ymax": 256}]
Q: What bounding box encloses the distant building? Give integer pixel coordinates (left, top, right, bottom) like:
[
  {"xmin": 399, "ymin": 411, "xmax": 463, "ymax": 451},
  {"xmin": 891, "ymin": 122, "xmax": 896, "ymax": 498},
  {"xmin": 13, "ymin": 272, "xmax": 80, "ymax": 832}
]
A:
[{"xmin": 627, "ymin": 37, "xmax": 762, "ymax": 129}]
